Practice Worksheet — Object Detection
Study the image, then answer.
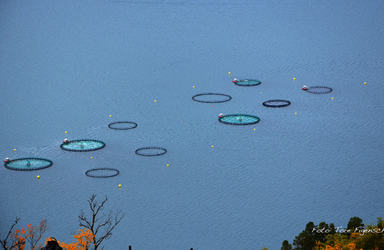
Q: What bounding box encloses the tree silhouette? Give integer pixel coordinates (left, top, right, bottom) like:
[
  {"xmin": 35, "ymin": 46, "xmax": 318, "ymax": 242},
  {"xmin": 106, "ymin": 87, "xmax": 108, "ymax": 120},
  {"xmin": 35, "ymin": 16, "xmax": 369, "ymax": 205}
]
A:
[
  {"xmin": 347, "ymin": 217, "xmax": 364, "ymax": 231},
  {"xmin": 78, "ymin": 194, "xmax": 124, "ymax": 250},
  {"xmin": 281, "ymin": 240, "xmax": 292, "ymax": 250}
]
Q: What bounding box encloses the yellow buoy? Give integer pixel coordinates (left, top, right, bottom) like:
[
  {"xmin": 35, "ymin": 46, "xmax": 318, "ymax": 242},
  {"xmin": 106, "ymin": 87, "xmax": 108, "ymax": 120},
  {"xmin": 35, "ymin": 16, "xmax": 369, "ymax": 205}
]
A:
[
  {"xmin": 331, "ymin": 97, "xmax": 334, "ymax": 100},
  {"xmin": 253, "ymin": 128, "xmax": 256, "ymax": 131},
  {"xmin": 294, "ymin": 112, "xmax": 298, "ymax": 115},
  {"xmin": 293, "ymin": 77, "xmax": 296, "ymax": 81},
  {"xmin": 192, "ymin": 85, "xmax": 196, "ymax": 88},
  {"xmin": 109, "ymin": 114, "xmax": 112, "ymax": 118},
  {"xmin": 13, "ymin": 149, "xmax": 16, "ymax": 152},
  {"xmin": 228, "ymin": 72, "xmax": 231, "ymax": 76},
  {"xmin": 118, "ymin": 184, "xmax": 122, "ymax": 188},
  {"xmin": 64, "ymin": 131, "xmax": 68, "ymax": 134},
  {"xmin": 211, "ymin": 145, "xmax": 214, "ymax": 148},
  {"xmin": 154, "ymin": 99, "xmax": 157, "ymax": 103},
  {"xmin": 166, "ymin": 163, "xmax": 170, "ymax": 167},
  {"xmin": 363, "ymin": 82, "xmax": 367, "ymax": 86},
  {"xmin": 90, "ymin": 156, "xmax": 94, "ymax": 159},
  {"xmin": 37, "ymin": 175, "xmax": 40, "ymax": 179}
]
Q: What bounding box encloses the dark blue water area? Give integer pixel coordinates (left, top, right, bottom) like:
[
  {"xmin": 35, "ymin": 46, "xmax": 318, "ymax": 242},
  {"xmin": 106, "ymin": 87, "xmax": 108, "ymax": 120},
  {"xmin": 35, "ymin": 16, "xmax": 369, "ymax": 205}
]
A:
[{"xmin": 1, "ymin": 0, "xmax": 384, "ymax": 249}]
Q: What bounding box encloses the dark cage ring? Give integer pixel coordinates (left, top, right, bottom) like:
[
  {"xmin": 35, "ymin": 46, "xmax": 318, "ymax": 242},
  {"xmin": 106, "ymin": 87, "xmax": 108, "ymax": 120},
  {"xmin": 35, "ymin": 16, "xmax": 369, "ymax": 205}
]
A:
[
  {"xmin": 304, "ymin": 86, "xmax": 333, "ymax": 94},
  {"xmin": 108, "ymin": 121, "xmax": 138, "ymax": 130},
  {"xmin": 85, "ymin": 168, "xmax": 120, "ymax": 178},
  {"xmin": 192, "ymin": 93, "xmax": 232, "ymax": 103},
  {"xmin": 135, "ymin": 147, "xmax": 167, "ymax": 157},
  {"xmin": 262, "ymin": 99, "xmax": 291, "ymax": 108}
]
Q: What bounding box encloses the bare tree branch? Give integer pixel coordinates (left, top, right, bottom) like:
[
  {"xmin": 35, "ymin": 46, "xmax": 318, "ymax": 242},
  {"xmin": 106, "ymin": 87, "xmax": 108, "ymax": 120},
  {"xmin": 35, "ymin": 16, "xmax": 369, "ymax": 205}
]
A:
[
  {"xmin": 26, "ymin": 219, "xmax": 47, "ymax": 250},
  {"xmin": 79, "ymin": 194, "xmax": 125, "ymax": 250},
  {"xmin": 0, "ymin": 217, "xmax": 20, "ymax": 250},
  {"xmin": 79, "ymin": 211, "xmax": 92, "ymax": 230}
]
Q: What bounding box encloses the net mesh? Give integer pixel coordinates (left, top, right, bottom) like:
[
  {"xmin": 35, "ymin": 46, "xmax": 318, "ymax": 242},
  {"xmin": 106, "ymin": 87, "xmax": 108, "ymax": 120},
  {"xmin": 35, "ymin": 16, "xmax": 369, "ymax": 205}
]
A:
[
  {"xmin": 4, "ymin": 158, "xmax": 53, "ymax": 171},
  {"xmin": 234, "ymin": 79, "xmax": 262, "ymax": 87},
  {"xmin": 60, "ymin": 139, "xmax": 106, "ymax": 152},
  {"xmin": 218, "ymin": 114, "xmax": 260, "ymax": 125}
]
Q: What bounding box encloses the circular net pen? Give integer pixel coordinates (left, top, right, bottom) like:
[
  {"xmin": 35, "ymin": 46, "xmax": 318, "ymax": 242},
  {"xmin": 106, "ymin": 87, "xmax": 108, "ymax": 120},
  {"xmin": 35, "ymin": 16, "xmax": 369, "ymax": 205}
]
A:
[
  {"xmin": 304, "ymin": 86, "xmax": 333, "ymax": 94},
  {"xmin": 85, "ymin": 168, "xmax": 120, "ymax": 178},
  {"xmin": 4, "ymin": 158, "xmax": 53, "ymax": 171},
  {"xmin": 233, "ymin": 79, "xmax": 262, "ymax": 87},
  {"xmin": 192, "ymin": 93, "xmax": 232, "ymax": 103},
  {"xmin": 108, "ymin": 121, "xmax": 138, "ymax": 130},
  {"xmin": 262, "ymin": 99, "xmax": 291, "ymax": 108},
  {"xmin": 135, "ymin": 147, "xmax": 167, "ymax": 157},
  {"xmin": 218, "ymin": 114, "xmax": 260, "ymax": 125},
  {"xmin": 60, "ymin": 139, "xmax": 106, "ymax": 152}
]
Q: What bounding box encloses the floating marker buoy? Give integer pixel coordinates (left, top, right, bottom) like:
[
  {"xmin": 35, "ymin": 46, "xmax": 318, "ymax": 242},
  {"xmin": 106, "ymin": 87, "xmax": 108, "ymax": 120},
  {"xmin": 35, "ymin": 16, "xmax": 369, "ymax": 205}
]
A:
[
  {"xmin": 90, "ymin": 156, "xmax": 94, "ymax": 159},
  {"xmin": 166, "ymin": 163, "xmax": 170, "ymax": 167},
  {"xmin": 192, "ymin": 85, "xmax": 196, "ymax": 88},
  {"xmin": 13, "ymin": 149, "xmax": 16, "ymax": 152},
  {"xmin": 4, "ymin": 157, "xmax": 10, "ymax": 163},
  {"xmin": 37, "ymin": 175, "xmax": 40, "ymax": 179},
  {"xmin": 363, "ymin": 82, "xmax": 367, "ymax": 86},
  {"xmin": 64, "ymin": 131, "xmax": 68, "ymax": 134},
  {"xmin": 211, "ymin": 145, "xmax": 214, "ymax": 148},
  {"xmin": 118, "ymin": 184, "xmax": 122, "ymax": 188},
  {"xmin": 109, "ymin": 114, "xmax": 112, "ymax": 118},
  {"xmin": 294, "ymin": 112, "xmax": 298, "ymax": 115},
  {"xmin": 331, "ymin": 97, "xmax": 334, "ymax": 100},
  {"xmin": 253, "ymin": 128, "xmax": 256, "ymax": 131},
  {"xmin": 154, "ymin": 99, "xmax": 157, "ymax": 103},
  {"xmin": 228, "ymin": 72, "xmax": 231, "ymax": 76},
  {"xmin": 293, "ymin": 77, "xmax": 296, "ymax": 80}
]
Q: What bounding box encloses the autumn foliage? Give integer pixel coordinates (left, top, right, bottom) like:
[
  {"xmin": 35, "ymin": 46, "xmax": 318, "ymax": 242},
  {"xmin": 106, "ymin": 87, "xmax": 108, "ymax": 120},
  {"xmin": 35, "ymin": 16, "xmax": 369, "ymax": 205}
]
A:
[
  {"xmin": 44, "ymin": 229, "xmax": 95, "ymax": 250},
  {"xmin": 315, "ymin": 234, "xmax": 361, "ymax": 250},
  {"xmin": 0, "ymin": 218, "xmax": 47, "ymax": 250}
]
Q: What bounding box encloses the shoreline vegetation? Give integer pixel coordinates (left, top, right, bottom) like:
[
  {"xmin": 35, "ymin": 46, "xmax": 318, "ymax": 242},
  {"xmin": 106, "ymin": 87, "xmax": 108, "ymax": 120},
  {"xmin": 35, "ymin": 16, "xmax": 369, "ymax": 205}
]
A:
[
  {"xmin": 281, "ymin": 216, "xmax": 384, "ymax": 250},
  {"xmin": 0, "ymin": 194, "xmax": 124, "ymax": 250},
  {"xmin": 1, "ymin": 197, "xmax": 382, "ymax": 250}
]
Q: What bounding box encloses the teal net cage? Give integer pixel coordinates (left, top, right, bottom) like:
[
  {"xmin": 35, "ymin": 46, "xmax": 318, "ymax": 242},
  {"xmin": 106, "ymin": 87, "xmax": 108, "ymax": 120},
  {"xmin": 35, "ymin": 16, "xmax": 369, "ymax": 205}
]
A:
[
  {"xmin": 232, "ymin": 79, "xmax": 262, "ymax": 87},
  {"xmin": 60, "ymin": 139, "xmax": 105, "ymax": 152},
  {"xmin": 218, "ymin": 114, "xmax": 261, "ymax": 125},
  {"xmin": 4, "ymin": 158, "xmax": 53, "ymax": 171}
]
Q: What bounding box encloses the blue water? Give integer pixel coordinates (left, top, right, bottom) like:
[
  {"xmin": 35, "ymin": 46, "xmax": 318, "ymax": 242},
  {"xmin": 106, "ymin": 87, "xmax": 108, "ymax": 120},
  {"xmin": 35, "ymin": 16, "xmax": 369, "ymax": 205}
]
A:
[{"xmin": 1, "ymin": 0, "xmax": 384, "ymax": 249}]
